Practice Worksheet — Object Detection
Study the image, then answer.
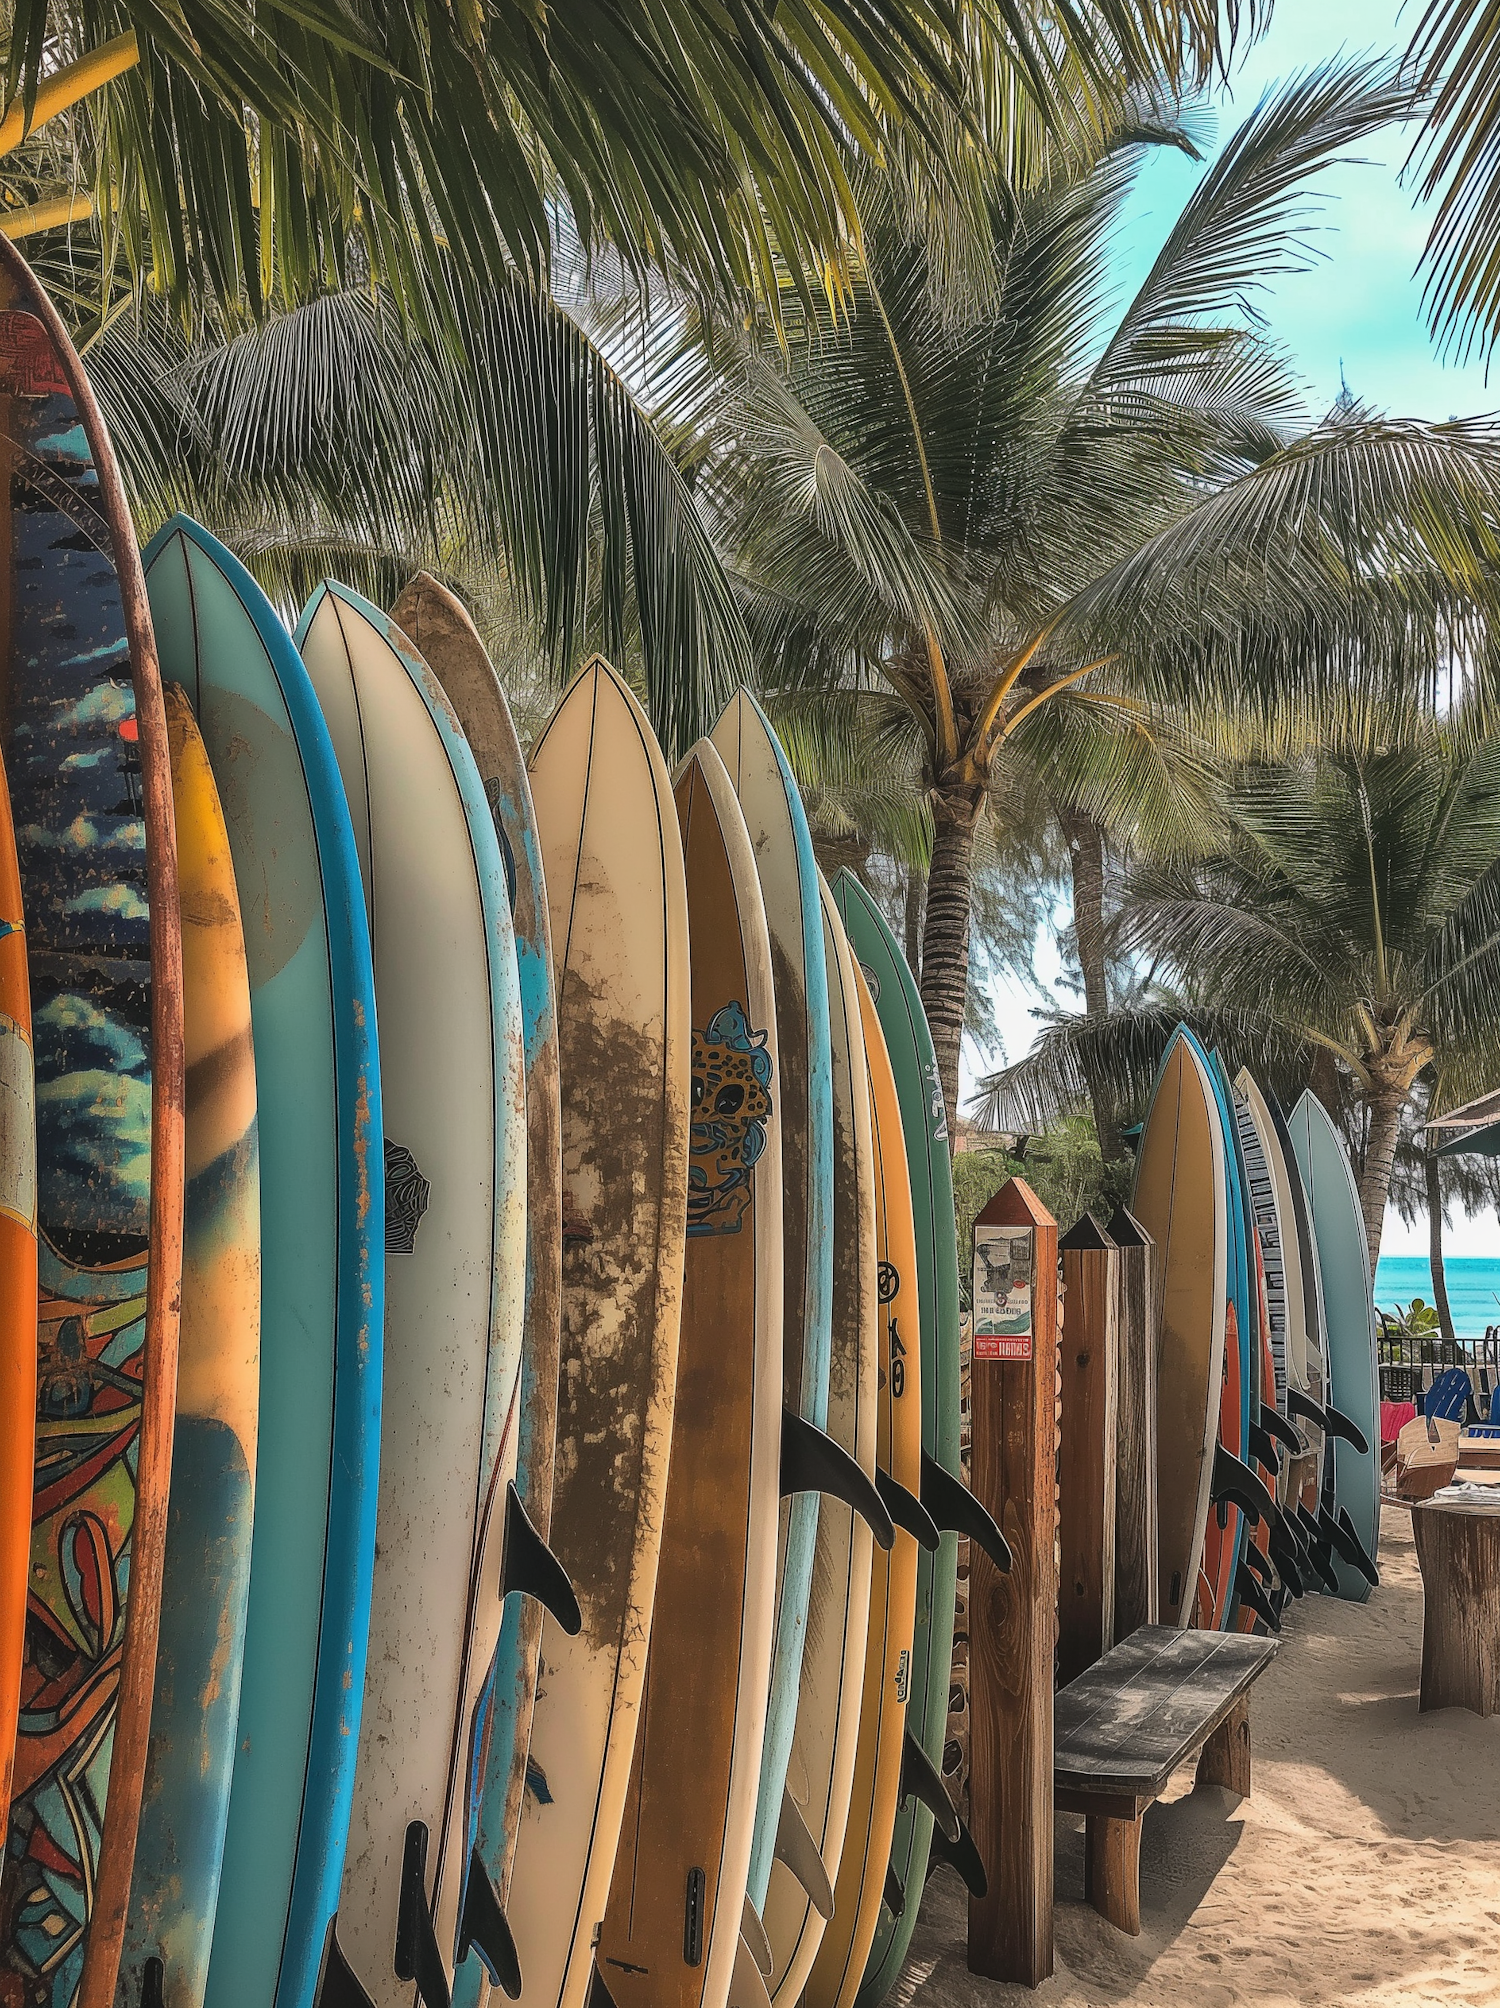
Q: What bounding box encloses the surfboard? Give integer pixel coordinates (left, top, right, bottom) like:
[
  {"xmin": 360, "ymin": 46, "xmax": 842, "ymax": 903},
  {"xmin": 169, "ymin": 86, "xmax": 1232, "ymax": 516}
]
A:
[
  {"xmin": 515, "ymin": 656, "xmax": 689, "ymax": 2008},
  {"xmin": 297, "ymin": 583, "xmax": 527, "ymax": 2008},
  {"xmin": 118, "ymin": 685, "xmax": 260, "ymax": 2008},
  {"xmin": 708, "ymin": 694, "xmax": 833, "ymax": 1915},
  {"xmin": 765, "ymin": 877, "xmax": 878, "ymax": 2006},
  {"xmin": 1202, "ymin": 1054, "xmax": 1252, "ymax": 1630},
  {"xmin": 388, "ymin": 574, "xmax": 567, "ymax": 1940},
  {"xmin": 1288, "ymin": 1092, "xmax": 1380, "ymax": 1602},
  {"xmin": 1130, "ymin": 1026, "xmax": 1228, "ymax": 1629},
  {"xmin": 596, "ymin": 739, "xmax": 781, "ymax": 2008},
  {"xmin": 143, "ymin": 519, "xmax": 382, "ymax": 2008},
  {"xmin": 1264, "ymin": 1086, "xmax": 1329, "ymax": 1517},
  {"xmin": 0, "ymin": 245, "xmax": 184, "ymax": 2008},
  {"xmin": 1232, "ymin": 1073, "xmax": 1293, "ymax": 1415},
  {"xmin": 0, "ymin": 754, "xmax": 35, "ymax": 1840},
  {"xmin": 830, "ymin": 873, "xmax": 960, "ymax": 2001},
  {"xmin": 801, "ymin": 968, "xmax": 919, "ymax": 2008}
]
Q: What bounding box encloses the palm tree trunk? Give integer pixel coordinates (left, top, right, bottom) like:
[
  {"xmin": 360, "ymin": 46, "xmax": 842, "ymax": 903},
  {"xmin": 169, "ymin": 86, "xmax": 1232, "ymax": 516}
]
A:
[
  {"xmin": 1426, "ymin": 1148, "xmax": 1456, "ymax": 1347},
  {"xmin": 1360, "ymin": 1087, "xmax": 1406, "ymax": 1273},
  {"xmin": 920, "ymin": 788, "xmax": 980, "ymax": 1145},
  {"xmin": 904, "ymin": 866, "xmax": 925, "ymax": 978},
  {"xmin": 1057, "ymin": 804, "xmax": 1122, "ymax": 1164}
]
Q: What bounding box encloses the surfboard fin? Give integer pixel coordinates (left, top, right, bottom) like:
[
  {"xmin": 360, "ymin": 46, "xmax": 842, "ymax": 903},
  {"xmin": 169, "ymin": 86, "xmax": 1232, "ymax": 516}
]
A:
[
  {"xmin": 394, "ymin": 1823, "xmax": 450, "ymax": 2008},
  {"xmin": 1322, "ymin": 1403, "xmax": 1371, "ymax": 1456},
  {"xmin": 730, "ymin": 1931, "xmax": 775, "ymax": 2008},
  {"xmin": 1247, "ymin": 1421, "xmax": 1281, "ymax": 1473},
  {"xmin": 927, "ymin": 1814, "xmax": 988, "ymax": 1899},
  {"xmin": 876, "ymin": 1469, "xmax": 940, "ymax": 1552},
  {"xmin": 920, "ymin": 1451, "xmax": 1012, "ymax": 1572},
  {"xmin": 1234, "ymin": 1562, "xmax": 1279, "ymax": 1632},
  {"xmin": 587, "ymin": 1968, "xmax": 620, "ymax": 2008},
  {"xmin": 1293, "ymin": 1507, "xmax": 1339, "ymax": 1592},
  {"xmin": 882, "ymin": 1866, "xmax": 906, "ymax": 1919},
  {"xmin": 741, "ymin": 1897, "xmax": 773, "ymax": 1976},
  {"xmin": 1286, "ymin": 1388, "xmax": 1328, "ymax": 1436},
  {"xmin": 1241, "ymin": 1541, "xmax": 1273, "ymax": 1585},
  {"xmin": 1210, "ymin": 1445, "xmax": 1273, "ymax": 1525},
  {"xmin": 1266, "ymin": 1513, "xmax": 1305, "ymax": 1597},
  {"xmin": 500, "ymin": 1483, "xmax": 581, "ymax": 1635},
  {"xmin": 313, "ymin": 1921, "xmax": 376, "ymax": 2008},
  {"xmin": 899, "ymin": 1731, "xmax": 961, "ymax": 1844},
  {"xmin": 141, "ymin": 1961, "xmax": 165, "ymax": 2008},
  {"xmin": 1260, "ymin": 1403, "xmax": 1301, "ymax": 1455},
  {"xmin": 456, "ymin": 1846, "xmax": 521, "ymax": 1997},
  {"xmin": 1320, "ymin": 1504, "xmax": 1380, "ymax": 1587},
  {"xmin": 775, "ymin": 1787, "xmax": 835, "ymax": 1919},
  {"xmin": 781, "ymin": 1410, "xmax": 895, "ymax": 1550}
]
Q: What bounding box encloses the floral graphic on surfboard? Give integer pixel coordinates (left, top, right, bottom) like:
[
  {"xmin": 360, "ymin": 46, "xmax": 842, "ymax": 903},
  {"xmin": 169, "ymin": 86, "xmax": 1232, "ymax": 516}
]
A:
[{"xmin": 688, "ymin": 1001, "xmax": 773, "ymax": 1236}]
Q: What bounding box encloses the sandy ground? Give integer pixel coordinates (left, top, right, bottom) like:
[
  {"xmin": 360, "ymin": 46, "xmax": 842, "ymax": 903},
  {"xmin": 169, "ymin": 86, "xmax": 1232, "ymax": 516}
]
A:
[{"xmin": 896, "ymin": 1511, "xmax": 1500, "ymax": 2008}]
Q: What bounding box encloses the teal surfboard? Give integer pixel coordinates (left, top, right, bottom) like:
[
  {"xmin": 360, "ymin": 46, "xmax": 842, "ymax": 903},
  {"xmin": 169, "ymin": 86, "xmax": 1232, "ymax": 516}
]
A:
[
  {"xmin": 143, "ymin": 518, "xmax": 384, "ymax": 2008},
  {"xmin": 709, "ymin": 693, "xmax": 833, "ymax": 1913},
  {"xmin": 1288, "ymin": 1092, "xmax": 1380, "ymax": 1603},
  {"xmin": 833, "ymin": 872, "xmax": 961, "ymax": 2005}
]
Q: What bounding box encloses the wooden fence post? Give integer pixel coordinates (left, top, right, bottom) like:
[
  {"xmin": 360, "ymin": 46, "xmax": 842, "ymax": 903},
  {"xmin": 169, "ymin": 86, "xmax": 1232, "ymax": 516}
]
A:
[
  {"xmin": 1108, "ymin": 1205, "xmax": 1159, "ymax": 1640},
  {"xmin": 1057, "ymin": 1215, "xmax": 1118, "ymax": 1687},
  {"xmin": 966, "ymin": 1177, "xmax": 1058, "ymax": 1988}
]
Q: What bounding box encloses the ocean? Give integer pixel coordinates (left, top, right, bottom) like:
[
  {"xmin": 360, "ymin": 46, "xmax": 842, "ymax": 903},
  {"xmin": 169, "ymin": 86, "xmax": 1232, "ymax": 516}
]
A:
[{"xmin": 1375, "ymin": 1254, "xmax": 1500, "ymax": 1338}]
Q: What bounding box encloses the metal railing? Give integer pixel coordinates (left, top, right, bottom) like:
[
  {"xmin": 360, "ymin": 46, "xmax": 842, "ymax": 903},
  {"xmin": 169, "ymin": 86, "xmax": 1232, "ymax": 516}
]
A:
[{"xmin": 1377, "ymin": 1317, "xmax": 1500, "ymax": 1405}]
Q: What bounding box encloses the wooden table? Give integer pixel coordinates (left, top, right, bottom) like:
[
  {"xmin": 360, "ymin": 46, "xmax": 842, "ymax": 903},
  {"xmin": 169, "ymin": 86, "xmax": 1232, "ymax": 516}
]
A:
[
  {"xmin": 1054, "ymin": 1626, "xmax": 1280, "ymax": 1935},
  {"xmin": 1411, "ymin": 1493, "xmax": 1500, "ymax": 1715}
]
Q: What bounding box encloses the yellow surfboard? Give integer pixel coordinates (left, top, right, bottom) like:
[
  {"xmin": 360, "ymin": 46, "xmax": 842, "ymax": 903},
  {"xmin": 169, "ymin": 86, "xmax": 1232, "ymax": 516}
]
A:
[{"xmin": 802, "ymin": 968, "xmax": 920, "ymax": 2008}]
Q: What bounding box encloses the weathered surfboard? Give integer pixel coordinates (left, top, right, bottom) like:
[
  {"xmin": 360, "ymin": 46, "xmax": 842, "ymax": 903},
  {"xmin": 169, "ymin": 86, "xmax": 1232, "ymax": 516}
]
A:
[
  {"xmin": 831, "ymin": 872, "xmax": 959, "ymax": 2004},
  {"xmin": 0, "ymin": 242, "xmax": 184, "ymax": 2008},
  {"xmin": 708, "ymin": 694, "xmax": 833, "ymax": 1914},
  {"xmin": 117, "ymin": 686, "xmax": 260, "ymax": 2008},
  {"xmin": 1130, "ymin": 1026, "xmax": 1228, "ymax": 1629},
  {"xmin": 298, "ymin": 584, "xmax": 527, "ymax": 2008},
  {"xmin": 388, "ymin": 575, "xmax": 565, "ymax": 1943},
  {"xmin": 597, "ymin": 739, "xmax": 781, "ymax": 2008},
  {"xmin": 514, "ymin": 656, "xmax": 689, "ymax": 2008},
  {"xmin": 1202, "ymin": 1053, "xmax": 1251, "ymax": 1630},
  {"xmin": 1265, "ymin": 1085, "xmax": 1329, "ymax": 1514},
  {"xmin": 144, "ymin": 519, "xmax": 381, "ymax": 2008},
  {"xmin": 765, "ymin": 878, "xmax": 876, "ymax": 2006},
  {"xmin": 0, "ymin": 756, "xmax": 35, "ymax": 1838},
  {"xmin": 802, "ymin": 970, "xmax": 919, "ymax": 2008}
]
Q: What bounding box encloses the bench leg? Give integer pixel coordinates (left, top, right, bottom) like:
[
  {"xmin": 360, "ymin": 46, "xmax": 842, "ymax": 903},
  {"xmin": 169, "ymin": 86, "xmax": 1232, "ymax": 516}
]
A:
[
  {"xmin": 1194, "ymin": 1695, "xmax": 1251, "ymax": 1799},
  {"xmin": 1084, "ymin": 1814, "xmax": 1142, "ymax": 1936}
]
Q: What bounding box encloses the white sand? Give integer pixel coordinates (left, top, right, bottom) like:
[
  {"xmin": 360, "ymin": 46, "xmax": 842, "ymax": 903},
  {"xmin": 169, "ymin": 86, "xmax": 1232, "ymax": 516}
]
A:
[{"xmin": 897, "ymin": 1512, "xmax": 1500, "ymax": 2008}]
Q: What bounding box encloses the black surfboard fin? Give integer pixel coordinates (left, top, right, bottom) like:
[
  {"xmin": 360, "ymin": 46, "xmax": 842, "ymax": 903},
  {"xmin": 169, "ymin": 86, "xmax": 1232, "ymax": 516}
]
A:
[
  {"xmin": 921, "ymin": 1451, "xmax": 1012, "ymax": 1573},
  {"xmin": 1295, "ymin": 1500, "xmax": 1322, "ymax": 1545},
  {"xmin": 1320, "ymin": 1505, "xmax": 1380, "ymax": 1587},
  {"xmin": 1294, "ymin": 1514, "xmax": 1338, "ymax": 1593},
  {"xmin": 899, "ymin": 1731, "xmax": 960, "ymax": 1843},
  {"xmin": 1241, "ymin": 1541, "xmax": 1274, "ymax": 1585},
  {"xmin": 456, "ymin": 1847, "xmax": 521, "ymax": 1997},
  {"xmin": 587, "ymin": 1968, "xmax": 620, "ymax": 2008},
  {"xmin": 1323, "ymin": 1403, "xmax": 1371, "ymax": 1456},
  {"xmin": 500, "ymin": 1483, "xmax": 581, "ymax": 1636},
  {"xmin": 1266, "ymin": 1514, "xmax": 1305, "ymax": 1597},
  {"xmin": 927, "ymin": 1814, "xmax": 988, "ymax": 1899},
  {"xmin": 876, "ymin": 1470, "xmax": 939, "ymax": 1551},
  {"xmin": 1287, "ymin": 1388, "xmax": 1328, "ymax": 1435},
  {"xmin": 882, "ymin": 1866, "xmax": 906, "ymax": 1919},
  {"xmin": 141, "ymin": 1961, "xmax": 165, "ymax": 2008},
  {"xmin": 394, "ymin": 1823, "xmax": 450, "ymax": 2008},
  {"xmin": 781, "ymin": 1411, "xmax": 895, "ymax": 1549},
  {"xmin": 1260, "ymin": 1403, "xmax": 1300, "ymax": 1456},
  {"xmin": 775, "ymin": 1787, "xmax": 835, "ymax": 1920},
  {"xmin": 314, "ymin": 1921, "xmax": 376, "ymax": 2008},
  {"xmin": 1211, "ymin": 1444, "xmax": 1273, "ymax": 1525},
  {"xmin": 1234, "ymin": 1562, "xmax": 1280, "ymax": 1632},
  {"xmin": 1247, "ymin": 1421, "xmax": 1281, "ymax": 1474}
]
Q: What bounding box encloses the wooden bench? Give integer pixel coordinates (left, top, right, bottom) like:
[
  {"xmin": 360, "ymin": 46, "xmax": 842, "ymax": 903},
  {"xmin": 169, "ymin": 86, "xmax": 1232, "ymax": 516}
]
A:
[{"xmin": 1054, "ymin": 1625, "xmax": 1280, "ymax": 1934}]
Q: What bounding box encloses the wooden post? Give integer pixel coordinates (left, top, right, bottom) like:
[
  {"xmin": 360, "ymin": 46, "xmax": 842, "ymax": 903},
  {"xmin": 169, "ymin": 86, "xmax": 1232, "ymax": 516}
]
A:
[
  {"xmin": 1108, "ymin": 1206, "xmax": 1159, "ymax": 1639},
  {"xmin": 1057, "ymin": 1216, "xmax": 1118, "ymax": 1686},
  {"xmin": 1194, "ymin": 1695, "xmax": 1251, "ymax": 1797},
  {"xmin": 1411, "ymin": 1500, "xmax": 1500, "ymax": 1715},
  {"xmin": 967, "ymin": 1177, "xmax": 1058, "ymax": 1987}
]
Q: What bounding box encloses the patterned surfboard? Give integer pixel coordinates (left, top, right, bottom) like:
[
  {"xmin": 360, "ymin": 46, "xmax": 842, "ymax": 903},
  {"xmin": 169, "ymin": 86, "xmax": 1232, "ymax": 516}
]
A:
[{"xmin": 0, "ymin": 241, "xmax": 183, "ymax": 2008}]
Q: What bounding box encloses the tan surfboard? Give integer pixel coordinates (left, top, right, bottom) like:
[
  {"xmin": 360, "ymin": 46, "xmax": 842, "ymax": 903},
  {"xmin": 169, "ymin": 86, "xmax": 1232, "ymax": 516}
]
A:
[
  {"xmin": 513, "ymin": 656, "xmax": 690, "ymax": 2008},
  {"xmin": 1130, "ymin": 1028, "xmax": 1228, "ymax": 1629},
  {"xmin": 801, "ymin": 969, "xmax": 920, "ymax": 2008},
  {"xmin": 596, "ymin": 739, "xmax": 781, "ymax": 2008},
  {"xmin": 764, "ymin": 880, "xmax": 877, "ymax": 2004}
]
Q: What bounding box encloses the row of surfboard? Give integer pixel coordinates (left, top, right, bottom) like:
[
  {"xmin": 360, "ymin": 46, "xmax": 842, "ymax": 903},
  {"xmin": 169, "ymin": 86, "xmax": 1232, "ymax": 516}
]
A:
[
  {"xmin": 1133, "ymin": 1026, "xmax": 1381, "ymax": 1635},
  {"xmin": 0, "ymin": 243, "xmax": 1002, "ymax": 2008}
]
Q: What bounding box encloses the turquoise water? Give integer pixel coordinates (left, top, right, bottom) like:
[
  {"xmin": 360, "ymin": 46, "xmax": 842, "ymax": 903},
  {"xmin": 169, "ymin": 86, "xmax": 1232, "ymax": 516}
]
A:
[{"xmin": 1375, "ymin": 1255, "xmax": 1500, "ymax": 1337}]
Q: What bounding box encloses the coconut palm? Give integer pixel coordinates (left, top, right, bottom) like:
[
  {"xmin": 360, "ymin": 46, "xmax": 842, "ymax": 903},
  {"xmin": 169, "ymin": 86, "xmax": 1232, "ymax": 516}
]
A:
[{"xmin": 647, "ymin": 62, "xmax": 1500, "ymax": 1135}]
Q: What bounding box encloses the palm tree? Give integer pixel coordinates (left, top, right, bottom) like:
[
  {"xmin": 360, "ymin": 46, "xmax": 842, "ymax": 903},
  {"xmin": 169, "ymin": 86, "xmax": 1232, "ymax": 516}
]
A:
[{"xmin": 653, "ymin": 63, "xmax": 1500, "ymax": 1134}]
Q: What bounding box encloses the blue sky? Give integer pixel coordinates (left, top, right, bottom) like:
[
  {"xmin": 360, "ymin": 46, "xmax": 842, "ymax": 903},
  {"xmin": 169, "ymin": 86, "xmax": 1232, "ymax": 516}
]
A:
[{"xmin": 968, "ymin": 0, "xmax": 1497, "ymax": 1254}]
